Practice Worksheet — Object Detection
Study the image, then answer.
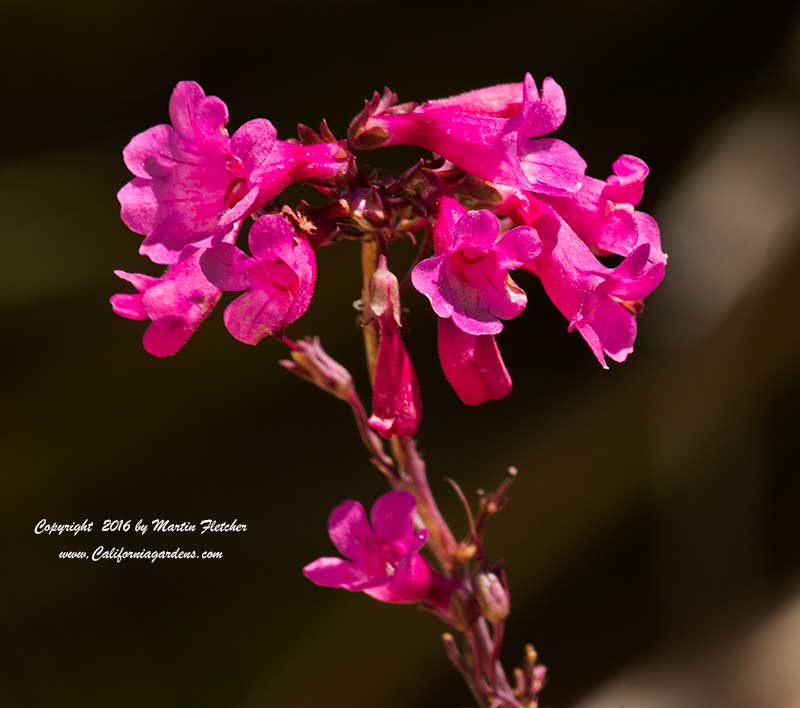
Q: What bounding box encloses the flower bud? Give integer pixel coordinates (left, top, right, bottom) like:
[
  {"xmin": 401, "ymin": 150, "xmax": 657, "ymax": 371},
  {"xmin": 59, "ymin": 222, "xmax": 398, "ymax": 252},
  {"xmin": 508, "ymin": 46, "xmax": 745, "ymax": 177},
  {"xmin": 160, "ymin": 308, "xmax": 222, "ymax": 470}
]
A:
[
  {"xmin": 280, "ymin": 337, "xmax": 353, "ymax": 401},
  {"xmin": 367, "ymin": 256, "xmax": 422, "ymax": 439},
  {"xmin": 475, "ymin": 572, "xmax": 510, "ymax": 624}
]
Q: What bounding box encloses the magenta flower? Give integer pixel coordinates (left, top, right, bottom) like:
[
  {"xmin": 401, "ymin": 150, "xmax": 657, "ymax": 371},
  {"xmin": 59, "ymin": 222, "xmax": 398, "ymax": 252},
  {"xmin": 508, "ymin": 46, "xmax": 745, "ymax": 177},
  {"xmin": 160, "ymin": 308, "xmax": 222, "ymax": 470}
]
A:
[
  {"xmin": 304, "ymin": 491, "xmax": 449, "ymax": 607},
  {"xmin": 539, "ymin": 154, "xmax": 668, "ymax": 265},
  {"xmin": 200, "ymin": 214, "xmax": 316, "ymax": 345},
  {"xmin": 526, "ymin": 214, "xmax": 665, "ymax": 367},
  {"xmin": 349, "ymin": 73, "xmax": 586, "ymax": 197},
  {"xmin": 411, "ymin": 197, "xmax": 539, "ymax": 405},
  {"xmin": 118, "ymin": 81, "xmax": 351, "ymax": 264},
  {"xmin": 412, "ymin": 197, "xmax": 540, "ymax": 336},
  {"xmin": 110, "ymin": 244, "xmax": 222, "ymax": 357},
  {"xmin": 492, "ymin": 171, "xmax": 666, "ymax": 366},
  {"xmin": 367, "ymin": 256, "xmax": 422, "ymax": 439}
]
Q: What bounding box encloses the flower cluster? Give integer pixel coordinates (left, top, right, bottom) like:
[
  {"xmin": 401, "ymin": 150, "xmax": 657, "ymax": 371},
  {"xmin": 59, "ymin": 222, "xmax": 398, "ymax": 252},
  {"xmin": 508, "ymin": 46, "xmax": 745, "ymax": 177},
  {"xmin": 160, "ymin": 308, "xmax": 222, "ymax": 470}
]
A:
[
  {"xmin": 113, "ymin": 75, "xmax": 665, "ymax": 708},
  {"xmin": 114, "ymin": 75, "xmax": 665, "ymax": 420},
  {"xmin": 113, "ymin": 81, "xmax": 350, "ymax": 355},
  {"xmin": 350, "ymin": 75, "xmax": 666, "ymax": 379}
]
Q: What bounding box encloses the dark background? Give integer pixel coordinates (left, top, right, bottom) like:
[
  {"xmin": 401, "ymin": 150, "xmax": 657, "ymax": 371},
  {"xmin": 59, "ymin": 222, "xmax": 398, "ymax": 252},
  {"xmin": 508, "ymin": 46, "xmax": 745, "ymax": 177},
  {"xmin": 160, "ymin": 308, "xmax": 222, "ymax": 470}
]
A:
[{"xmin": 2, "ymin": 1, "xmax": 800, "ymax": 707}]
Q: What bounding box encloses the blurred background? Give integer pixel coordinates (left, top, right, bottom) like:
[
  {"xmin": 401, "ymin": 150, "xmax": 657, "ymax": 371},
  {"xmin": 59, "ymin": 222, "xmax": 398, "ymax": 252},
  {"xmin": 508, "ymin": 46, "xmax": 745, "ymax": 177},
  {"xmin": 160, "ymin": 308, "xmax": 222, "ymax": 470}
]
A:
[{"xmin": 2, "ymin": 1, "xmax": 800, "ymax": 706}]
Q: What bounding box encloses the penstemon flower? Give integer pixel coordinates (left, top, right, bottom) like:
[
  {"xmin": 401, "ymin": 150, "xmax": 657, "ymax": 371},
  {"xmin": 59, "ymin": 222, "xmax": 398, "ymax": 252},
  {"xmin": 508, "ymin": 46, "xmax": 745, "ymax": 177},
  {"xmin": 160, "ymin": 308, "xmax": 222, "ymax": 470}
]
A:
[
  {"xmin": 349, "ymin": 73, "xmax": 586, "ymax": 196},
  {"xmin": 111, "ymin": 243, "xmax": 225, "ymax": 357},
  {"xmin": 118, "ymin": 81, "xmax": 352, "ymax": 265},
  {"xmin": 526, "ymin": 214, "xmax": 665, "ymax": 367},
  {"xmin": 412, "ymin": 197, "xmax": 540, "ymax": 337},
  {"xmin": 200, "ymin": 214, "xmax": 316, "ymax": 345},
  {"xmin": 412, "ymin": 196, "xmax": 540, "ymax": 404},
  {"xmin": 112, "ymin": 75, "xmax": 666, "ymax": 708},
  {"xmin": 303, "ymin": 491, "xmax": 452, "ymax": 608},
  {"xmin": 540, "ymin": 154, "xmax": 666, "ymax": 264}
]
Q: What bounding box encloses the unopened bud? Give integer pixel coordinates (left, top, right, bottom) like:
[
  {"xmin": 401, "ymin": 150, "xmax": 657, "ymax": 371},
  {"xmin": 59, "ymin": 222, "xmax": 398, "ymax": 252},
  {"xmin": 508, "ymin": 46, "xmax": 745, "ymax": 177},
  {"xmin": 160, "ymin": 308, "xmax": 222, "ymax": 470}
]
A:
[
  {"xmin": 368, "ymin": 255, "xmax": 401, "ymax": 325},
  {"xmin": 475, "ymin": 572, "xmax": 509, "ymax": 624},
  {"xmin": 279, "ymin": 337, "xmax": 353, "ymax": 401}
]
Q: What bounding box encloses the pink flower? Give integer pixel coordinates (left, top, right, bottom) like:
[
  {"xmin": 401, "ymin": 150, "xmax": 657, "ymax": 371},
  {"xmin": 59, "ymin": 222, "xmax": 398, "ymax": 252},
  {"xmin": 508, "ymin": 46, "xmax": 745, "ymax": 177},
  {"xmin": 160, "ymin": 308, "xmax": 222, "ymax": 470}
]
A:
[
  {"xmin": 367, "ymin": 256, "xmax": 422, "ymax": 439},
  {"xmin": 110, "ymin": 244, "xmax": 221, "ymax": 357},
  {"xmin": 349, "ymin": 73, "xmax": 586, "ymax": 197},
  {"xmin": 200, "ymin": 214, "xmax": 316, "ymax": 345},
  {"xmin": 118, "ymin": 81, "xmax": 351, "ymax": 265},
  {"xmin": 525, "ymin": 213, "xmax": 665, "ymax": 367},
  {"xmin": 412, "ymin": 197, "xmax": 540, "ymax": 336},
  {"xmin": 411, "ymin": 196, "xmax": 539, "ymax": 405},
  {"xmin": 493, "ymin": 174, "xmax": 666, "ymax": 367},
  {"xmin": 303, "ymin": 491, "xmax": 449, "ymax": 607},
  {"xmin": 539, "ymin": 154, "xmax": 667, "ymax": 265}
]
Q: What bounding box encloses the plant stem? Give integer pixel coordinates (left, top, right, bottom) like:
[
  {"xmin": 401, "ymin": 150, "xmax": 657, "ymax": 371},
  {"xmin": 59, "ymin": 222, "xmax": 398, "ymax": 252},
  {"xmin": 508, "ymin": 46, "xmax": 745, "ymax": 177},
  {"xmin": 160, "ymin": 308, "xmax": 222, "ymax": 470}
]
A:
[
  {"xmin": 358, "ymin": 237, "xmax": 524, "ymax": 708},
  {"xmin": 391, "ymin": 435, "xmax": 457, "ymax": 572},
  {"xmin": 360, "ymin": 237, "xmax": 380, "ymax": 384},
  {"xmin": 344, "ymin": 386, "xmax": 397, "ymax": 482}
]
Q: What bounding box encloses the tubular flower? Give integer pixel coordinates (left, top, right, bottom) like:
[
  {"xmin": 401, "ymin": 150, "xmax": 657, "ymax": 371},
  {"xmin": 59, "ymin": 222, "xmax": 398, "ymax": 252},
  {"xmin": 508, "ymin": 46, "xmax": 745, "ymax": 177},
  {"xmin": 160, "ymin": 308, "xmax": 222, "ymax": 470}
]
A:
[
  {"xmin": 110, "ymin": 243, "xmax": 224, "ymax": 357},
  {"xmin": 412, "ymin": 197, "xmax": 540, "ymax": 336},
  {"xmin": 200, "ymin": 214, "xmax": 316, "ymax": 345},
  {"xmin": 303, "ymin": 491, "xmax": 451, "ymax": 607},
  {"xmin": 411, "ymin": 196, "xmax": 540, "ymax": 405},
  {"xmin": 525, "ymin": 213, "xmax": 665, "ymax": 367},
  {"xmin": 539, "ymin": 154, "xmax": 667, "ymax": 265},
  {"xmin": 118, "ymin": 81, "xmax": 351, "ymax": 264},
  {"xmin": 492, "ymin": 166, "xmax": 667, "ymax": 367},
  {"xmin": 349, "ymin": 73, "xmax": 586, "ymax": 197},
  {"xmin": 367, "ymin": 256, "xmax": 422, "ymax": 439}
]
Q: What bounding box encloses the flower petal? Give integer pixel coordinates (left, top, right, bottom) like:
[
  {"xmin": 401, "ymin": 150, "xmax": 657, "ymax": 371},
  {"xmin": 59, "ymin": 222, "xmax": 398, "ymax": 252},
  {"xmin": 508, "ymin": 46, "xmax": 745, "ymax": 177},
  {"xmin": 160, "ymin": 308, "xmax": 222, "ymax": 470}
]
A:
[
  {"xmin": 437, "ymin": 318, "xmax": 512, "ymax": 406},
  {"xmin": 168, "ymin": 81, "xmax": 229, "ymax": 146},
  {"xmin": 222, "ymin": 288, "xmax": 293, "ymax": 345},
  {"xmin": 451, "ymin": 209, "xmax": 499, "ymax": 250},
  {"xmin": 364, "ymin": 552, "xmax": 433, "ymax": 604},
  {"xmin": 369, "ymin": 491, "xmax": 417, "ymax": 545},
  {"xmin": 122, "ymin": 124, "xmax": 173, "ymax": 179},
  {"xmin": 303, "ymin": 557, "xmax": 380, "ymax": 590},
  {"xmin": 519, "ymin": 74, "xmax": 567, "ymax": 138},
  {"xmin": 327, "ymin": 500, "xmax": 374, "ymax": 560},
  {"xmin": 230, "ymin": 118, "xmax": 277, "ymax": 173},
  {"xmin": 118, "ymin": 179, "xmax": 158, "ymax": 237},
  {"xmin": 200, "ymin": 243, "xmax": 253, "ymax": 291},
  {"xmin": 517, "ymin": 138, "xmax": 586, "ymax": 195}
]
